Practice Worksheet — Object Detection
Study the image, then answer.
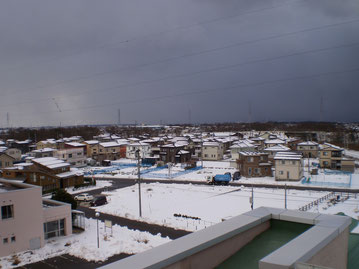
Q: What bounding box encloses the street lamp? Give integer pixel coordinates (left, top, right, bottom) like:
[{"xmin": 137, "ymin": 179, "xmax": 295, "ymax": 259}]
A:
[{"xmin": 95, "ymin": 212, "xmax": 100, "ymax": 248}]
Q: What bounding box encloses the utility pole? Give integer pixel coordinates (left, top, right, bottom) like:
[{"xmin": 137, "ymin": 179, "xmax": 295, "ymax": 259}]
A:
[
  {"xmin": 6, "ymin": 112, "xmax": 9, "ymax": 128},
  {"xmin": 285, "ymin": 184, "xmax": 287, "ymax": 209},
  {"xmin": 136, "ymin": 149, "xmax": 142, "ymax": 217},
  {"xmin": 251, "ymin": 185, "xmax": 254, "ymax": 210},
  {"xmin": 118, "ymin": 109, "xmax": 121, "ymax": 125},
  {"xmin": 201, "ymin": 134, "xmax": 204, "ymax": 167}
]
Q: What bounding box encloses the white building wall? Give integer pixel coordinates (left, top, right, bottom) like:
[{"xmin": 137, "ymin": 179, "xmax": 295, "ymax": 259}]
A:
[{"xmin": 0, "ymin": 183, "xmax": 44, "ymax": 257}]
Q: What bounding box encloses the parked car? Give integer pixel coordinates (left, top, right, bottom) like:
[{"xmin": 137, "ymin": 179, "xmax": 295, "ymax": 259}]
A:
[
  {"xmin": 90, "ymin": 195, "xmax": 107, "ymax": 206},
  {"xmin": 74, "ymin": 193, "xmax": 94, "ymax": 202}
]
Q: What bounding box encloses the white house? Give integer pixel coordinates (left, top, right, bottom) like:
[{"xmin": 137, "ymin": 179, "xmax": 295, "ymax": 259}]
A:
[
  {"xmin": 274, "ymin": 152, "xmax": 304, "ymax": 181},
  {"xmin": 126, "ymin": 142, "xmax": 151, "ymax": 159},
  {"xmin": 202, "ymin": 141, "xmax": 224, "ymax": 161}
]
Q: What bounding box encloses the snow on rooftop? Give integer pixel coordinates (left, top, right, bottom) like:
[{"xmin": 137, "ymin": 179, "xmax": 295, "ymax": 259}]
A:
[
  {"xmin": 100, "ymin": 142, "xmax": 122, "ymax": 148},
  {"xmin": 32, "ymin": 157, "xmax": 70, "ymax": 169},
  {"xmin": 65, "ymin": 142, "xmax": 85, "ymax": 147},
  {"xmin": 297, "ymin": 141, "xmax": 319, "ymax": 146},
  {"xmin": 264, "ymin": 145, "xmax": 291, "ymax": 152}
]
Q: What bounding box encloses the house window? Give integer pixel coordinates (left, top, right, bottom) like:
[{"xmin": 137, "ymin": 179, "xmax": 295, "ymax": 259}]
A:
[
  {"xmin": 11, "ymin": 236, "xmax": 16, "ymax": 243},
  {"xmin": 40, "ymin": 176, "xmax": 45, "ymax": 180},
  {"xmin": 279, "ymin": 171, "xmax": 284, "ymax": 175},
  {"xmin": 254, "ymin": 168, "xmax": 259, "ymax": 174},
  {"xmin": 248, "ymin": 167, "xmax": 252, "ymax": 175},
  {"xmin": 1, "ymin": 205, "xmax": 14, "ymax": 219},
  {"xmin": 3, "ymin": 238, "xmax": 8, "ymax": 244},
  {"xmin": 323, "ymin": 151, "xmax": 328, "ymax": 156},
  {"xmin": 44, "ymin": 219, "xmax": 65, "ymax": 239},
  {"xmin": 68, "ymin": 154, "xmax": 72, "ymax": 158},
  {"xmin": 292, "ymin": 161, "xmax": 296, "ymax": 165},
  {"xmin": 77, "ymin": 152, "xmax": 82, "ymax": 156},
  {"xmin": 248, "ymin": 157, "xmax": 254, "ymax": 162},
  {"xmin": 281, "ymin": 160, "xmax": 285, "ymax": 164}
]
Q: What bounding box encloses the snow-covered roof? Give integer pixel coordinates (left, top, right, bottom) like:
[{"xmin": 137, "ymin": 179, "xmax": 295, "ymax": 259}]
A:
[
  {"xmin": 100, "ymin": 142, "xmax": 122, "ymax": 148},
  {"xmin": 84, "ymin": 140, "xmax": 99, "ymax": 145},
  {"xmin": 57, "ymin": 168, "xmax": 84, "ymax": 178},
  {"xmin": 230, "ymin": 141, "xmax": 255, "ymax": 149},
  {"xmin": 264, "ymin": 139, "xmax": 285, "ymax": 145},
  {"xmin": 32, "ymin": 157, "xmax": 70, "ymax": 169},
  {"xmin": 0, "ymin": 146, "xmax": 8, "ymax": 152},
  {"xmin": 32, "ymin": 147, "xmax": 55, "ymax": 153},
  {"xmin": 319, "ymin": 143, "xmax": 343, "ymax": 151},
  {"xmin": 297, "ymin": 141, "xmax": 318, "ymax": 146},
  {"xmin": 178, "ymin": 150, "xmax": 190, "ymax": 154},
  {"xmin": 264, "ymin": 145, "xmax": 291, "ymax": 152},
  {"xmin": 203, "ymin": 142, "xmax": 221, "ymax": 147},
  {"xmin": 274, "ymin": 152, "xmax": 302, "ymax": 160},
  {"xmin": 239, "ymin": 151, "xmax": 267, "ymax": 156},
  {"xmin": 65, "ymin": 142, "xmax": 85, "ymax": 147}
]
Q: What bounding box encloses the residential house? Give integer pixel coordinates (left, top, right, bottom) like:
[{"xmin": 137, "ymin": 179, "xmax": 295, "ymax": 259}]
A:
[
  {"xmin": 236, "ymin": 152, "xmax": 272, "ymax": 178},
  {"xmin": 319, "ymin": 143, "xmax": 355, "ymax": 172},
  {"xmin": 230, "ymin": 140, "xmax": 257, "ymax": 160},
  {"xmin": 264, "ymin": 144, "xmax": 291, "ymax": 160},
  {"xmin": 126, "ymin": 142, "xmax": 151, "ymax": 159},
  {"xmin": 274, "ymin": 152, "xmax": 304, "ymax": 181},
  {"xmin": 0, "ymin": 153, "xmax": 14, "ymax": 169},
  {"xmin": 30, "ymin": 148, "xmax": 55, "ymax": 158},
  {"xmin": 264, "ymin": 139, "xmax": 286, "ymax": 148},
  {"xmin": 0, "ymin": 179, "xmax": 72, "ymax": 257},
  {"xmin": 36, "ymin": 139, "xmax": 57, "ymax": 150},
  {"xmin": 54, "ymin": 148, "xmax": 86, "ymax": 168},
  {"xmin": 4, "ymin": 148, "xmax": 22, "ymax": 162},
  {"xmin": 83, "ymin": 140, "xmax": 100, "ymax": 158},
  {"xmin": 97, "ymin": 142, "xmax": 126, "ymax": 162},
  {"xmin": 202, "ymin": 141, "xmax": 224, "ymax": 161},
  {"xmin": 296, "ymin": 141, "xmax": 319, "ymax": 158}
]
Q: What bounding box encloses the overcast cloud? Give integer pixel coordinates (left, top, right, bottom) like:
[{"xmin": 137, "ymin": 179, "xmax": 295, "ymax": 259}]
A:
[{"xmin": 0, "ymin": 0, "xmax": 359, "ymax": 127}]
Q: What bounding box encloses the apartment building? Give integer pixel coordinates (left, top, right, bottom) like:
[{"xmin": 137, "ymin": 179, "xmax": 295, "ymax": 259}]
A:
[{"xmin": 0, "ymin": 179, "xmax": 72, "ymax": 257}]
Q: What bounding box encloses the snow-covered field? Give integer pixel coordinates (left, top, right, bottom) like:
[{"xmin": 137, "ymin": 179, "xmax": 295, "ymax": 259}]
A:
[
  {"xmin": 97, "ymin": 183, "xmax": 329, "ymax": 231},
  {"xmin": 0, "ymin": 218, "xmax": 170, "ymax": 268},
  {"xmin": 87, "ymin": 159, "xmax": 359, "ymax": 189}
]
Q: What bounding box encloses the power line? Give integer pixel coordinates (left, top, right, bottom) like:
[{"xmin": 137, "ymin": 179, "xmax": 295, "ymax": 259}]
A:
[
  {"xmin": 1, "ymin": 40, "xmax": 359, "ymax": 111},
  {"xmin": 2, "ymin": 17, "xmax": 359, "ymax": 103}
]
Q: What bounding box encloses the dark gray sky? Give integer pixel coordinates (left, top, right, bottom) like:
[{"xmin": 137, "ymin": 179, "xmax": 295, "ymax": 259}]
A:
[{"xmin": 1, "ymin": 0, "xmax": 359, "ymax": 127}]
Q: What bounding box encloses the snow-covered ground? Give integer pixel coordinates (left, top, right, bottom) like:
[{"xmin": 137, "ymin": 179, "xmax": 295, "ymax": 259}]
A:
[
  {"xmin": 96, "ymin": 183, "xmax": 329, "ymax": 231},
  {"xmin": 86, "ymin": 159, "xmax": 359, "ymax": 189},
  {"xmin": 0, "ymin": 218, "xmax": 170, "ymax": 268}
]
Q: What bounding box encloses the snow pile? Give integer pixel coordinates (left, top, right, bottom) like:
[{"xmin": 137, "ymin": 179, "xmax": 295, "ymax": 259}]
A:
[{"xmin": 0, "ymin": 218, "xmax": 170, "ymax": 268}]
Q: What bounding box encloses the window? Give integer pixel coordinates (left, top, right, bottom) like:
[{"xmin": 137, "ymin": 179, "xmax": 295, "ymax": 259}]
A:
[
  {"xmin": 68, "ymin": 154, "xmax": 72, "ymax": 158},
  {"xmin": 279, "ymin": 171, "xmax": 284, "ymax": 175},
  {"xmin": 3, "ymin": 238, "xmax": 8, "ymax": 244},
  {"xmin": 248, "ymin": 157, "xmax": 254, "ymax": 162},
  {"xmin": 44, "ymin": 219, "xmax": 65, "ymax": 239},
  {"xmin": 11, "ymin": 236, "xmax": 16, "ymax": 243},
  {"xmin": 254, "ymin": 168, "xmax": 259, "ymax": 174},
  {"xmin": 281, "ymin": 160, "xmax": 285, "ymax": 164},
  {"xmin": 40, "ymin": 175, "xmax": 45, "ymax": 180},
  {"xmin": 77, "ymin": 152, "xmax": 82, "ymax": 156},
  {"xmin": 248, "ymin": 167, "xmax": 252, "ymax": 175},
  {"xmin": 1, "ymin": 205, "xmax": 14, "ymax": 219},
  {"xmin": 323, "ymin": 151, "xmax": 328, "ymax": 156},
  {"xmin": 292, "ymin": 161, "xmax": 296, "ymax": 165}
]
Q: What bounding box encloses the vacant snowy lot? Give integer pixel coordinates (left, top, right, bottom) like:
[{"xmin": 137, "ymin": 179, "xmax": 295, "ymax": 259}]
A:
[
  {"xmin": 0, "ymin": 218, "xmax": 170, "ymax": 268},
  {"xmin": 97, "ymin": 183, "xmax": 328, "ymax": 231}
]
